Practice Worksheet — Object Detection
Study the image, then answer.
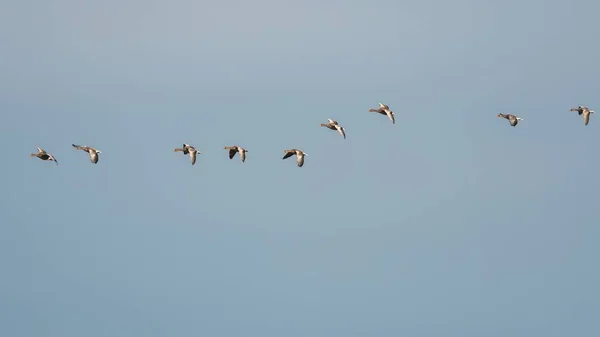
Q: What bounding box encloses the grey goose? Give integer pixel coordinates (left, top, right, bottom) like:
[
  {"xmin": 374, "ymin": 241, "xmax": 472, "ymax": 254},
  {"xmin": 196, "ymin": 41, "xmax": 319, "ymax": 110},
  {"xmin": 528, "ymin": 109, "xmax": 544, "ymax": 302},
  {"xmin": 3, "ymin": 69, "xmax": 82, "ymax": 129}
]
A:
[
  {"xmin": 72, "ymin": 144, "xmax": 101, "ymax": 164},
  {"xmin": 282, "ymin": 149, "xmax": 307, "ymax": 167},
  {"xmin": 30, "ymin": 147, "xmax": 58, "ymax": 165},
  {"xmin": 497, "ymin": 113, "xmax": 522, "ymax": 127},
  {"xmin": 369, "ymin": 102, "xmax": 395, "ymax": 124},
  {"xmin": 174, "ymin": 143, "xmax": 201, "ymax": 165},
  {"xmin": 224, "ymin": 145, "xmax": 248, "ymax": 162},
  {"xmin": 570, "ymin": 106, "xmax": 595, "ymax": 126},
  {"xmin": 320, "ymin": 118, "xmax": 346, "ymax": 139}
]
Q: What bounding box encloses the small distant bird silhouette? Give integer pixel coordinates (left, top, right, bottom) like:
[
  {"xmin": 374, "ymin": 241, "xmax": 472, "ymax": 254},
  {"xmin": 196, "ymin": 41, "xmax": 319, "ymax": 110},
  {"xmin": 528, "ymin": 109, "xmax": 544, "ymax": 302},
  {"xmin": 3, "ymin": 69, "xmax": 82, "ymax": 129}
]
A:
[
  {"xmin": 72, "ymin": 144, "xmax": 101, "ymax": 164},
  {"xmin": 174, "ymin": 143, "xmax": 201, "ymax": 165},
  {"xmin": 282, "ymin": 149, "xmax": 307, "ymax": 167},
  {"xmin": 369, "ymin": 102, "xmax": 395, "ymax": 124},
  {"xmin": 30, "ymin": 147, "xmax": 58, "ymax": 165},
  {"xmin": 570, "ymin": 106, "xmax": 595, "ymax": 126},
  {"xmin": 224, "ymin": 145, "xmax": 248, "ymax": 162},
  {"xmin": 497, "ymin": 113, "xmax": 522, "ymax": 127},
  {"xmin": 320, "ymin": 118, "xmax": 346, "ymax": 139}
]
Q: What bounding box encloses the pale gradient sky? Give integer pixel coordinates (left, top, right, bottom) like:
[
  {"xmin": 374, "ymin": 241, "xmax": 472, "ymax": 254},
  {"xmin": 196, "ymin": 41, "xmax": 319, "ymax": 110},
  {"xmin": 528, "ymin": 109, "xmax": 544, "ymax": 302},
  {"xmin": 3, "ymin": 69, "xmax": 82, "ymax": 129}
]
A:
[{"xmin": 1, "ymin": 1, "xmax": 599, "ymax": 336}]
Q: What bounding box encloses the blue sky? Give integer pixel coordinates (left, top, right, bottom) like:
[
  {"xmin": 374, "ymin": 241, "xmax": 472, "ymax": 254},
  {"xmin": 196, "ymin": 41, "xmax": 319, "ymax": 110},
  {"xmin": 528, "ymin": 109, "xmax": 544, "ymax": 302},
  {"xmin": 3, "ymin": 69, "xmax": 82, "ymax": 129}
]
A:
[{"xmin": 1, "ymin": 0, "xmax": 599, "ymax": 336}]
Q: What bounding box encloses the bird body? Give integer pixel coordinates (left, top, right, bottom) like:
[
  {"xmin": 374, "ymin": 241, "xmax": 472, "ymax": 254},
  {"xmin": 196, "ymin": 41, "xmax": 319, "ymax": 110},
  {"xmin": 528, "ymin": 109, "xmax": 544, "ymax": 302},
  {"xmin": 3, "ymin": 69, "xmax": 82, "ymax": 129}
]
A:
[
  {"xmin": 174, "ymin": 143, "xmax": 200, "ymax": 165},
  {"xmin": 72, "ymin": 144, "xmax": 101, "ymax": 163},
  {"xmin": 31, "ymin": 147, "xmax": 58, "ymax": 165},
  {"xmin": 570, "ymin": 106, "xmax": 595, "ymax": 125},
  {"xmin": 224, "ymin": 145, "xmax": 248, "ymax": 162},
  {"xmin": 320, "ymin": 118, "xmax": 346, "ymax": 139},
  {"xmin": 173, "ymin": 143, "xmax": 193, "ymax": 155},
  {"xmin": 369, "ymin": 102, "xmax": 395, "ymax": 124},
  {"xmin": 282, "ymin": 149, "xmax": 307, "ymax": 167},
  {"xmin": 497, "ymin": 113, "xmax": 522, "ymax": 127}
]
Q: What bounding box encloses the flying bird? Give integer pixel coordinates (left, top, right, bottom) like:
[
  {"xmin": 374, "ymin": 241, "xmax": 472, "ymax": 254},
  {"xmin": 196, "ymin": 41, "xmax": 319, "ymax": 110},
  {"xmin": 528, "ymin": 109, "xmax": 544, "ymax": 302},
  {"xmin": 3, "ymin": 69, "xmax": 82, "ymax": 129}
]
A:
[
  {"xmin": 369, "ymin": 102, "xmax": 395, "ymax": 124},
  {"xmin": 30, "ymin": 147, "xmax": 58, "ymax": 165},
  {"xmin": 320, "ymin": 118, "xmax": 346, "ymax": 139},
  {"xmin": 72, "ymin": 144, "xmax": 101, "ymax": 164},
  {"xmin": 224, "ymin": 145, "xmax": 248, "ymax": 162},
  {"xmin": 497, "ymin": 113, "xmax": 523, "ymax": 127},
  {"xmin": 174, "ymin": 143, "xmax": 201, "ymax": 165},
  {"xmin": 282, "ymin": 149, "xmax": 307, "ymax": 167},
  {"xmin": 570, "ymin": 106, "xmax": 595, "ymax": 126}
]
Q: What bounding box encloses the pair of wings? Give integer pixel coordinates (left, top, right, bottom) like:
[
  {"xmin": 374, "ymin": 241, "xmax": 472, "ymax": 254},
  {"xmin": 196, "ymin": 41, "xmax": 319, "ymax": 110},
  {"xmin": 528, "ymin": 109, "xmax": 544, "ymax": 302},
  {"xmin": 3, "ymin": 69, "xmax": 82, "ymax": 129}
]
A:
[
  {"xmin": 370, "ymin": 107, "xmax": 395, "ymax": 124},
  {"xmin": 282, "ymin": 150, "xmax": 305, "ymax": 166},
  {"xmin": 323, "ymin": 123, "xmax": 346, "ymax": 138},
  {"xmin": 227, "ymin": 147, "xmax": 246, "ymax": 161},
  {"xmin": 37, "ymin": 147, "xmax": 58, "ymax": 164}
]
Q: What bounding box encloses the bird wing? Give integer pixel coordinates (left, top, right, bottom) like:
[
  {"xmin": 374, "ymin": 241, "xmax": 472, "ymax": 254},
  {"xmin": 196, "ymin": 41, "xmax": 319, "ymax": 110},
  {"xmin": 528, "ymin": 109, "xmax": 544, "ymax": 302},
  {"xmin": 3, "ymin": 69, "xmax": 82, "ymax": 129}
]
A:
[
  {"xmin": 190, "ymin": 151, "xmax": 197, "ymax": 165},
  {"xmin": 37, "ymin": 147, "xmax": 46, "ymax": 154},
  {"xmin": 584, "ymin": 112, "xmax": 590, "ymax": 125},
  {"xmin": 282, "ymin": 151, "xmax": 295, "ymax": 160},
  {"xmin": 336, "ymin": 125, "xmax": 346, "ymax": 139},
  {"xmin": 228, "ymin": 148, "xmax": 237, "ymax": 159},
  {"xmin": 387, "ymin": 111, "xmax": 395, "ymax": 124},
  {"xmin": 240, "ymin": 150, "xmax": 246, "ymax": 162},
  {"xmin": 91, "ymin": 152, "xmax": 99, "ymax": 164},
  {"xmin": 297, "ymin": 154, "xmax": 304, "ymax": 167}
]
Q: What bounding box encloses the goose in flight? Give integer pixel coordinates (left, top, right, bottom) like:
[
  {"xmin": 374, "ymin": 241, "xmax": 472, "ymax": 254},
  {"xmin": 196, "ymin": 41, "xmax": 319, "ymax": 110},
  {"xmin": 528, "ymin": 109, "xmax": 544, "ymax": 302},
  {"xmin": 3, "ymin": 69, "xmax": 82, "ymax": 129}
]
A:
[
  {"xmin": 72, "ymin": 144, "xmax": 101, "ymax": 164},
  {"xmin": 570, "ymin": 106, "xmax": 595, "ymax": 126},
  {"xmin": 282, "ymin": 149, "xmax": 307, "ymax": 167},
  {"xmin": 497, "ymin": 113, "xmax": 522, "ymax": 127},
  {"xmin": 30, "ymin": 147, "xmax": 58, "ymax": 165},
  {"xmin": 224, "ymin": 145, "xmax": 248, "ymax": 162},
  {"xmin": 369, "ymin": 102, "xmax": 395, "ymax": 124},
  {"xmin": 320, "ymin": 118, "xmax": 346, "ymax": 139},
  {"xmin": 174, "ymin": 143, "xmax": 201, "ymax": 165}
]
